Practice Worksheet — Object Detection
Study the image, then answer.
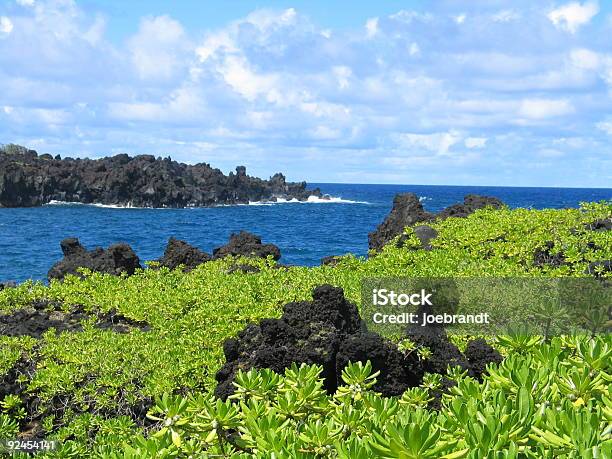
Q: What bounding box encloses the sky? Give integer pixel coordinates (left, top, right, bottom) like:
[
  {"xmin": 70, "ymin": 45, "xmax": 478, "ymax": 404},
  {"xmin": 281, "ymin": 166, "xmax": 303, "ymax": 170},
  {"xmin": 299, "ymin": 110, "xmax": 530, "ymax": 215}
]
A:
[{"xmin": 0, "ymin": 0, "xmax": 611, "ymax": 187}]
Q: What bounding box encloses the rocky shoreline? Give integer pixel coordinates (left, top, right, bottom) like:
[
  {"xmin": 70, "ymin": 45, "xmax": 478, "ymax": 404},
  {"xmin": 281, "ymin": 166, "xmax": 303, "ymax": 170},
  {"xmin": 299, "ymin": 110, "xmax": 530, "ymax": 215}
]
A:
[{"xmin": 0, "ymin": 144, "xmax": 323, "ymax": 208}]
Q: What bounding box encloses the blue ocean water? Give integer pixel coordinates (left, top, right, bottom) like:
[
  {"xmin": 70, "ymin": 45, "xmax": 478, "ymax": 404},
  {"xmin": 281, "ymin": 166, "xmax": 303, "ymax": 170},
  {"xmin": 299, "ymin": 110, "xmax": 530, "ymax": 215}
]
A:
[{"xmin": 0, "ymin": 184, "xmax": 610, "ymax": 283}]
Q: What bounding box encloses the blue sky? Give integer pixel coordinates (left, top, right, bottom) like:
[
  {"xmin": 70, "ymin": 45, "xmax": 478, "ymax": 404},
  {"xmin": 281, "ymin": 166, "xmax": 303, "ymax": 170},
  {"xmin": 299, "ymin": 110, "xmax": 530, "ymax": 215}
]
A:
[{"xmin": 0, "ymin": 0, "xmax": 611, "ymax": 187}]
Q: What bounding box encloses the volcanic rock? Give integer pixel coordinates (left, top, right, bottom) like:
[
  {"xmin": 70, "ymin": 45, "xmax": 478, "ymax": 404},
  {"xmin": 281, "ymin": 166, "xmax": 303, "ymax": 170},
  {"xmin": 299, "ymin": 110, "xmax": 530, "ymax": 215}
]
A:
[
  {"xmin": 533, "ymin": 241, "xmax": 565, "ymax": 268},
  {"xmin": 585, "ymin": 260, "xmax": 612, "ymax": 277},
  {"xmin": 157, "ymin": 237, "xmax": 211, "ymax": 271},
  {"xmin": 321, "ymin": 255, "xmax": 342, "ymax": 266},
  {"xmin": 368, "ymin": 194, "xmax": 434, "ymax": 251},
  {"xmin": 585, "ymin": 218, "xmax": 612, "ymax": 232},
  {"xmin": 0, "ymin": 145, "xmax": 322, "ymax": 208},
  {"xmin": 464, "ymin": 338, "xmax": 503, "ymax": 379},
  {"xmin": 215, "ymin": 285, "xmax": 504, "ymax": 400},
  {"xmin": 0, "ymin": 281, "xmax": 16, "ymax": 291},
  {"xmin": 213, "ymin": 231, "xmax": 281, "ymax": 261},
  {"xmin": 369, "ymin": 193, "xmax": 504, "ymax": 251},
  {"xmin": 436, "ymin": 194, "xmax": 504, "ymax": 220},
  {"xmin": 48, "ymin": 238, "xmax": 142, "ymax": 281}
]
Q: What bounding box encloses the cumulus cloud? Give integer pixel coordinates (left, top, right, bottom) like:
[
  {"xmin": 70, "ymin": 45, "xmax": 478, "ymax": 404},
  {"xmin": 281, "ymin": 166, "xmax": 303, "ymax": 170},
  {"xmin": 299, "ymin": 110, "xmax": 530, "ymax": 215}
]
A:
[
  {"xmin": 518, "ymin": 99, "xmax": 574, "ymax": 120},
  {"xmin": 596, "ymin": 121, "xmax": 612, "ymax": 135},
  {"xmin": 465, "ymin": 137, "xmax": 487, "ymax": 148},
  {"xmin": 0, "ymin": 16, "xmax": 13, "ymax": 36},
  {"xmin": 365, "ymin": 17, "xmax": 378, "ymax": 38},
  {"xmin": 394, "ymin": 131, "xmax": 462, "ymax": 155},
  {"xmin": 548, "ymin": 1, "xmax": 599, "ymax": 33},
  {"xmin": 0, "ymin": 0, "xmax": 610, "ymax": 186},
  {"xmin": 128, "ymin": 15, "xmax": 190, "ymax": 81}
]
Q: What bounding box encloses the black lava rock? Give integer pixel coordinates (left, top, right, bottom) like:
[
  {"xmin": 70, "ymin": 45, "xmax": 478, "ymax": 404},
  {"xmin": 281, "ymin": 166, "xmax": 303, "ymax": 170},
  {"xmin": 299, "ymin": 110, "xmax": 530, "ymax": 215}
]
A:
[
  {"xmin": 157, "ymin": 238, "xmax": 211, "ymax": 271},
  {"xmin": 368, "ymin": 194, "xmax": 434, "ymax": 251},
  {"xmin": 215, "ymin": 285, "xmax": 504, "ymax": 400},
  {"xmin": 584, "ymin": 218, "xmax": 612, "ymax": 232},
  {"xmin": 213, "ymin": 231, "xmax": 281, "ymax": 261},
  {"xmin": 464, "ymin": 338, "xmax": 503, "ymax": 379},
  {"xmin": 48, "ymin": 238, "xmax": 142, "ymax": 281},
  {"xmin": 585, "ymin": 260, "xmax": 612, "ymax": 277},
  {"xmin": 533, "ymin": 241, "xmax": 566, "ymax": 268},
  {"xmin": 0, "ymin": 146, "xmax": 322, "ymax": 208},
  {"xmin": 369, "ymin": 193, "xmax": 504, "ymax": 251}
]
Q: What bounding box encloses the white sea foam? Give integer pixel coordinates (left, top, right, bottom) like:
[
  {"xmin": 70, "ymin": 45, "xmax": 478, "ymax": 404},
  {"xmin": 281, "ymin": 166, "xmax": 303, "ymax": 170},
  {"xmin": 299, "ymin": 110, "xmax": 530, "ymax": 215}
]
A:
[
  {"xmin": 248, "ymin": 195, "xmax": 370, "ymax": 205},
  {"xmin": 46, "ymin": 195, "xmax": 370, "ymax": 209},
  {"xmin": 46, "ymin": 200, "xmax": 140, "ymax": 209}
]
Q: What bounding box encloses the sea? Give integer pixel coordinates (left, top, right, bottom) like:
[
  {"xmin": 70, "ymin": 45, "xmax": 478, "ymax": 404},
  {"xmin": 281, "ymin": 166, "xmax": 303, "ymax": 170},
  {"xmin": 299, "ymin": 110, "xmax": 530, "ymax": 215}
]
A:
[{"xmin": 1, "ymin": 184, "xmax": 610, "ymax": 283}]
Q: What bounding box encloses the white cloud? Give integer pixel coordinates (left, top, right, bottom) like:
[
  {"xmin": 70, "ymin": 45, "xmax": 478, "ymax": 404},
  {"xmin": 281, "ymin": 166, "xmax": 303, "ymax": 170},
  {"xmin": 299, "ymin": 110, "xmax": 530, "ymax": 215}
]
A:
[
  {"xmin": 395, "ymin": 131, "xmax": 462, "ymax": 155},
  {"xmin": 0, "ymin": 16, "xmax": 13, "ymax": 36},
  {"xmin": 1, "ymin": 1, "xmax": 611, "ymax": 186},
  {"xmin": 408, "ymin": 42, "xmax": 421, "ymax": 57},
  {"xmin": 332, "ymin": 66, "xmax": 352, "ymax": 89},
  {"xmin": 465, "ymin": 137, "xmax": 487, "ymax": 148},
  {"xmin": 596, "ymin": 121, "xmax": 612, "ymax": 135},
  {"xmin": 218, "ymin": 54, "xmax": 279, "ymax": 102},
  {"xmin": 518, "ymin": 99, "xmax": 574, "ymax": 119},
  {"xmin": 16, "ymin": 0, "xmax": 35, "ymax": 6},
  {"xmin": 454, "ymin": 14, "xmax": 466, "ymax": 24},
  {"xmin": 128, "ymin": 15, "xmax": 189, "ymax": 81},
  {"xmin": 365, "ymin": 17, "xmax": 379, "ymax": 38},
  {"xmin": 570, "ymin": 48, "xmax": 600, "ymax": 70},
  {"xmin": 548, "ymin": 1, "xmax": 599, "ymax": 34},
  {"xmin": 492, "ymin": 10, "xmax": 520, "ymax": 23}
]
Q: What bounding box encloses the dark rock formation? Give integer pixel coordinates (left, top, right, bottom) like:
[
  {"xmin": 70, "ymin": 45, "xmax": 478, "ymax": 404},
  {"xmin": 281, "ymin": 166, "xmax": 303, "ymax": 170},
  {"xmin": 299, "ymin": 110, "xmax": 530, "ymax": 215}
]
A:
[
  {"xmin": 321, "ymin": 255, "xmax": 342, "ymax": 266},
  {"xmin": 336, "ymin": 331, "xmax": 423, "ymax": 396},
  {"xmin": 48, "ymin": 238, "xmax": 141, "ymax": 281},
  {"xmin": 464, "ymin": 338, "xmax": 503, "ymax": 379},
  {"xmin": 533, "ymin": 241, "xmax": 565, "ymax": 268},
  {"xmin": 226, "ymin": 264, "xmax": 261, "ymax": 274},
  {"xmin": 213, "ymin": 231, "xmax": 281, "ymax": 261},
  {"xmin": 0, "ymin": 301, "xmax": 149, "ymax": 338},
  {"xmin": 157, "ymin": 238, "xmax": 211, "ymax": 271},
  {"xmin": 368, "ymin": 194, "xmax": 434, "ymax": 251},
  {"xmin": 412, "ymin": 225, "xmax": 438, "ymax": 250},
  {"xmin": 215, "ymin": 285, "xmax": 503, "ymax": 400},
  {"xmin": 368, "ymin": 193, "xmax": 504, "ymax": 251},
  {"xmin": 0, "ymin": 281, "xmax": 16, "ymax": 291},
  {"xmin": 436, "ymin": 194, "xmax": 504, "ymax": 220},
  {"xmin": 585, "ymin": 218, "xmax": 612, "ymax": 232},
  {"xmin": 0, "ymin": 144, "xmax": 322, "ymax": 208},
  {"xmin": 585, "ymin": 260, "xmax": 612, "ymax": 277}
]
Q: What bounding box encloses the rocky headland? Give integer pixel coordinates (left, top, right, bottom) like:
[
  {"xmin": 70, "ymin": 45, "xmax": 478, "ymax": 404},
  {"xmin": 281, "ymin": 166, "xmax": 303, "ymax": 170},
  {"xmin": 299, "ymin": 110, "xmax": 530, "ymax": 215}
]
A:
[{"xmin": 0, "ymin": 144, "xmax": 322, "ymax": 208}]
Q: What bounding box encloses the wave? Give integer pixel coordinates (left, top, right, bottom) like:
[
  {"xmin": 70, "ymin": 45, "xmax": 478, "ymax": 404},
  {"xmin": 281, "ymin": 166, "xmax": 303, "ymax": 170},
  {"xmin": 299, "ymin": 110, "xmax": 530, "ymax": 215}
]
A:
[
  {"xmin": 248, "ymin": 195, "xmax": 370, "ymax": 206},
  {"xmin": 46, "ymin": 200, "xmax": 142, "ymax": 209},
  {"xmin": 45, "ymin": 196, "xmax": 371, "ymax": 209}
]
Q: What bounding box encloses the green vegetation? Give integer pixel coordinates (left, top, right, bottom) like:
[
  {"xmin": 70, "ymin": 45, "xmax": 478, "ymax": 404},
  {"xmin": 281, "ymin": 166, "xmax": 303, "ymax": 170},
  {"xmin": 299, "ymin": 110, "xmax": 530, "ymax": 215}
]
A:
[{"xmin": 0, "ymin": 202, "xmax": 610, "ymax": 457}]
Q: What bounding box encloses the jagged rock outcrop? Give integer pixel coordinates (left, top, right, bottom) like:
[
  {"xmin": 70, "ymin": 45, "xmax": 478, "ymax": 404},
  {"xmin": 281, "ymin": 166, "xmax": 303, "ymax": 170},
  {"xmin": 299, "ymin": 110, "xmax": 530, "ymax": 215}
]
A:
[
  {"xmin": 48, "ymin": 238, "xmax": 141, "ymax": 281},
  {"xmin": 215, "ymin": 285, "xmax": 503, "ymax": 400},
  {"xmin": 0, "ymin": 145, "xmax": 322, "ymax": 208},
  {"xmin": 436, "ymin": 194, "xmax": 504, "ymax": 220},
  {"xmin": 368, "ymin": 194, "xmax": 434, "ymax": 251},
  {"xmin": 157, "ymin": 238, "xmax": 211, "ymax": 271},
  {"xmin": 0, "ymin": 281, "xmax": 16, "ymax": 291},
  {"xmin": 368, "ymin": 193, "xmax": 504, "ymax": 251},
  {"xmin": 585, "ymin": 218, "xmax": 612, "ymax": 232},
  {"xmin": 213, "ymin": 231, "xmax": 281, "ymax": 261}
]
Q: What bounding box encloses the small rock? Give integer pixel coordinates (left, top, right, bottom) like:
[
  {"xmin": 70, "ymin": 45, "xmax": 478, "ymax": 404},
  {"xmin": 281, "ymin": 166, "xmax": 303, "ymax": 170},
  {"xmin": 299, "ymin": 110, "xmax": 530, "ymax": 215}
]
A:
[
  {"xmin": 213, "ymin": 231, "xmax": 281, "ymax": 261},
  {"xmin": 157, "ymin": 237, "xmax": 211, "ymax": 271},
  {"xmin": 48, "ymin": 238, "xmax": 141, "ymax": 281}
]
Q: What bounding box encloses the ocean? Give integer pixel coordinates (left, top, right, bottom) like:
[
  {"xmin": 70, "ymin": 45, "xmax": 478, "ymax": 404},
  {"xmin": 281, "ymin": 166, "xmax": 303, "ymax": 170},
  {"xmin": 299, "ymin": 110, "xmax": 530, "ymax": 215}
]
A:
[{"xmin": 1, "ymin": 183, "xmax": 610, "ymax": 283}]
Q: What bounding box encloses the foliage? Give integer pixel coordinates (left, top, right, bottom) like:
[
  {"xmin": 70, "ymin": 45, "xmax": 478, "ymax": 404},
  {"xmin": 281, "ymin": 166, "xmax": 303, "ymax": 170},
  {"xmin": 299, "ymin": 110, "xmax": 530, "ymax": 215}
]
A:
[{"xmin": 0, "ymin": 202, "xmax": 610, "ymax": 456}]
